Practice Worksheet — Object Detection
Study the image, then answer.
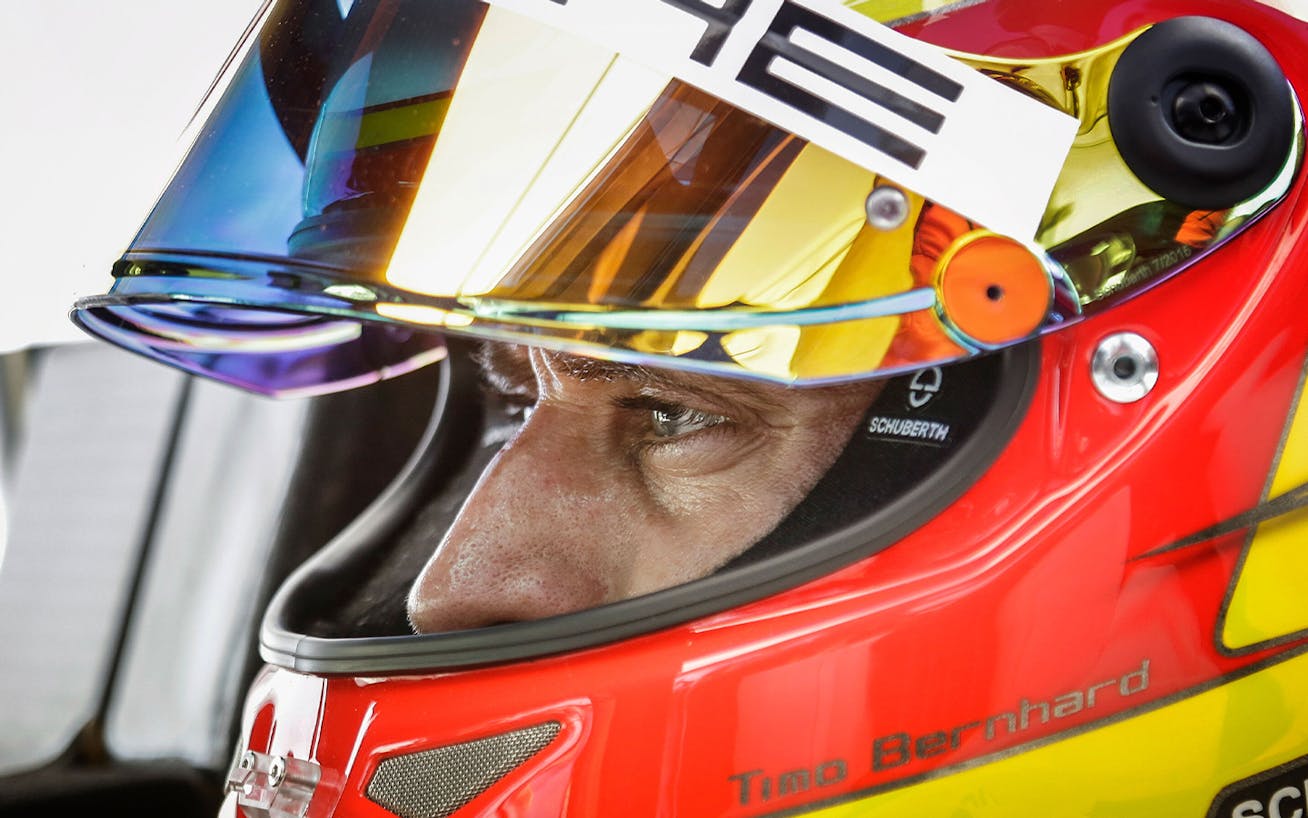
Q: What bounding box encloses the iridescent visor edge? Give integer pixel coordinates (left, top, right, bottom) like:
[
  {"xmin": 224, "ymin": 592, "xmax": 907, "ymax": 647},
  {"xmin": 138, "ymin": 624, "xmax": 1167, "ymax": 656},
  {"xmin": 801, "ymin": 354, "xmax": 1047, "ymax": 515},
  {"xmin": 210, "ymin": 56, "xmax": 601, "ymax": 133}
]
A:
[{"xmin": 71, "ymin": 290, "xmax": 447, "ymax": 399}]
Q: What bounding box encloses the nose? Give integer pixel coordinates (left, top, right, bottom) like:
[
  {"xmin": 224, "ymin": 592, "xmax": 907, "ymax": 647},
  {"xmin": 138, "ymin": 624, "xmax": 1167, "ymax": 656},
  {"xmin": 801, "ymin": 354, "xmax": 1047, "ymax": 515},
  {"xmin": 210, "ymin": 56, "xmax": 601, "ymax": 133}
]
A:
[{"xmin": 407, "ymin": 408, "xmax": 618, "ymax": 633}]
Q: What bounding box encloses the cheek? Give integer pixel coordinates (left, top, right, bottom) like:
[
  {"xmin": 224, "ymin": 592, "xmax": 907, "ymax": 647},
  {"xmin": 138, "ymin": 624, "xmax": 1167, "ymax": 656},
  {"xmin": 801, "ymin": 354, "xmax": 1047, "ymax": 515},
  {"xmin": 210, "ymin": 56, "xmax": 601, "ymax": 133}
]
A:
[
  {"xmin": 626, "ymin": 400, "xmax": 875, "ymax": 592},
  {"xmin": 625, "ymin": 456, "xmax": 819, "ymax": 591},
  {"xmin": 644, "ymin": 429, "xmax": 838, "ymax": 522}
]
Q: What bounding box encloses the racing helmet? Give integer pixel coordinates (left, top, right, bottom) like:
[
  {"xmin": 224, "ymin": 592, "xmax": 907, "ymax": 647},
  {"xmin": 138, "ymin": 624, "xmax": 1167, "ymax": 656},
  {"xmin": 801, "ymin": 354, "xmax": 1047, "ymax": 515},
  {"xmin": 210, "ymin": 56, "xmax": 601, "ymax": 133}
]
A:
[{"xmin": 71, "ymin": 0, "xmax": 1308, "ymax": 815}]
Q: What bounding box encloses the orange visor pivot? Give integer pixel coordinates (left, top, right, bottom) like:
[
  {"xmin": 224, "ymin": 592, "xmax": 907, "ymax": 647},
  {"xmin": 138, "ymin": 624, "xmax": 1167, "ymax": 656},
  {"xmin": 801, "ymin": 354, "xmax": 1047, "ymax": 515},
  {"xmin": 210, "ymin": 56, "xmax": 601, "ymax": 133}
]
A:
[{"xmin": 935, "ymin": 232, "xmax": 1053, "ymax": 348}]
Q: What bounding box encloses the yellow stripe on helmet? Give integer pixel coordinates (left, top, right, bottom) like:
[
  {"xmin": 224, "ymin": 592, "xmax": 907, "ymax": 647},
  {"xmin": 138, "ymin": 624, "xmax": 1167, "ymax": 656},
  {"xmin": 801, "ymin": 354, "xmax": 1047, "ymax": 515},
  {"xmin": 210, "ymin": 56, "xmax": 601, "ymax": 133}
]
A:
[{"xmin": 1223, "ymin": 357, "xmax": 1308, "ymax": 651}]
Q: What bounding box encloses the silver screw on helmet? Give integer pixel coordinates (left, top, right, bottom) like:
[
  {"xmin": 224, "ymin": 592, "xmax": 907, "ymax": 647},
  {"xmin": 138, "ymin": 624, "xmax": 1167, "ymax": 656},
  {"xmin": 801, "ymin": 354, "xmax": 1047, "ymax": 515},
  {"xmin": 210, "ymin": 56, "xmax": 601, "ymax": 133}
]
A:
[
  {"xmin": 1091, "ymin": 332, "xmax": 1160, "ymax": 403},
  {"xmin": 865, "ymin": 186, "xmax": 911, "ymax": 231}
]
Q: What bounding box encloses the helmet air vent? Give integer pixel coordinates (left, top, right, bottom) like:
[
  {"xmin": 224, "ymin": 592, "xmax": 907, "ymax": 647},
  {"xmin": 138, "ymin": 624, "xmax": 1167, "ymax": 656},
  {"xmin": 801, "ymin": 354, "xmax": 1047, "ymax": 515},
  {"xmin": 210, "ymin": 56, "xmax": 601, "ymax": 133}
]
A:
[{"xmin": 365, "ymin": 721, "xmax": 562, "ymax": 818}]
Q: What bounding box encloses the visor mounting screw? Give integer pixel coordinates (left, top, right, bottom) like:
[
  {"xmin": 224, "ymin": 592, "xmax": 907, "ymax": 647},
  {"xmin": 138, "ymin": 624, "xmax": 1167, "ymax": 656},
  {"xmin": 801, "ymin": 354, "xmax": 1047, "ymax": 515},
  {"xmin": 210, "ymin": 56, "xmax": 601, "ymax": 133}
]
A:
[
  {"xmin": 865, "ymin": 186, "xmax": 910, "ymax": 231},
  {"xmin": 239, "ymin": 752, "xmax": 255, "ymax": 771},
  {"xmin": 1171, "ymin": 79, "xmax": 1241, "ymax": 144},
  {"xmin": 1092, "ymin": 332, "xmax": 1159, "ymax": 403},
  {"xmin": 268, "ymin": 756, "xmax": 286, "ymax": 788}
]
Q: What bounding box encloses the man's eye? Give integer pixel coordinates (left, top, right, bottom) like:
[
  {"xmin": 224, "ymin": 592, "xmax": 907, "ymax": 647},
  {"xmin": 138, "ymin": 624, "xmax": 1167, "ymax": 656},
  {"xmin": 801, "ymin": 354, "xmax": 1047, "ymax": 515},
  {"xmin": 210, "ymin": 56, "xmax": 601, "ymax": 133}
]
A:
[{"xmin": 650, "ymin": 404, "xmax": 726, "ymax": 438}]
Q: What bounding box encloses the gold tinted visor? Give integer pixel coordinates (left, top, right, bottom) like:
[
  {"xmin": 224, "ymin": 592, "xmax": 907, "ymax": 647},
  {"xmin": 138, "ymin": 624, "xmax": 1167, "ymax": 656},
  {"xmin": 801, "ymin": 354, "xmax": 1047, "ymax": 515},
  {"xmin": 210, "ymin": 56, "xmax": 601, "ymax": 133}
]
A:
[
  {"xmin": 72, "ymin": 0, "xmax": 1302, "ymax": 393},
  {"xmin": 385, "ymin": 68, "xmax": 988, "ymax": 383}
]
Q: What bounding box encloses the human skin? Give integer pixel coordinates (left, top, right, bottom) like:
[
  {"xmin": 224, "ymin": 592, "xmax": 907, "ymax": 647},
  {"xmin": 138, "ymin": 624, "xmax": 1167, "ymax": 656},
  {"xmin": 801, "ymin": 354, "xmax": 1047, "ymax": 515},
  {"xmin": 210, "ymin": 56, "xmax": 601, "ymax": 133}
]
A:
[{"xmin": 406, "ymin": 343, "xmax": 881, "ymax": 633}]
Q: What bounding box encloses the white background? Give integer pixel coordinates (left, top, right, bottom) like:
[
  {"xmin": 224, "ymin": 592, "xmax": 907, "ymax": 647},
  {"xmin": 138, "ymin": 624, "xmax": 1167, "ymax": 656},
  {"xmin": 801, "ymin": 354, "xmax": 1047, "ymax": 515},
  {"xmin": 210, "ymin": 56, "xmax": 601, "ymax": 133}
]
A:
[{"xmin": 0, "ymin": 0, "xmax": 266, "ymax": 353}]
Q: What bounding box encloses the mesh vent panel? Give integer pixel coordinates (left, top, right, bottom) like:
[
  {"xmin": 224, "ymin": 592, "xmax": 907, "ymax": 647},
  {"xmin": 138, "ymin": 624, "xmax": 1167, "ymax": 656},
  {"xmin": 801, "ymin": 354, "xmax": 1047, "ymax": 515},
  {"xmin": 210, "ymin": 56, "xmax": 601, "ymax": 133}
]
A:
[{"xmin": 366, "ymin": 721, "xmax": 561, "ymax": 818}]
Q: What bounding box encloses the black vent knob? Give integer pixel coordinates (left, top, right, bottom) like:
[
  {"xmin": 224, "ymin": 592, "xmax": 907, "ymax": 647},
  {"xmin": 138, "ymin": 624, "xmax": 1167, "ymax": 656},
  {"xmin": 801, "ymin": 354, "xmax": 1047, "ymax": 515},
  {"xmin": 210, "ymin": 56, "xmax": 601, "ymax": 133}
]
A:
[{"xmin": 1108, "ymin": 16, "xmax": 1296, "ymax": 210}]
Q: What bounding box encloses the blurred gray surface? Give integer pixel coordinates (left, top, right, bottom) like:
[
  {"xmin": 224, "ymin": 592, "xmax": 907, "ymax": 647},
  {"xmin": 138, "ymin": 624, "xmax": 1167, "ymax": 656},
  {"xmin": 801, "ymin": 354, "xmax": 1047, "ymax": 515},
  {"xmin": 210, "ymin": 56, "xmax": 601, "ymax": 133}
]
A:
[
  {"xmin": 0, "ymin": 345, "xmax": 185, "ymax": 774},
  {"xmin": 104, "ymin": 378, "xmax": 308, "ymax": 768}
]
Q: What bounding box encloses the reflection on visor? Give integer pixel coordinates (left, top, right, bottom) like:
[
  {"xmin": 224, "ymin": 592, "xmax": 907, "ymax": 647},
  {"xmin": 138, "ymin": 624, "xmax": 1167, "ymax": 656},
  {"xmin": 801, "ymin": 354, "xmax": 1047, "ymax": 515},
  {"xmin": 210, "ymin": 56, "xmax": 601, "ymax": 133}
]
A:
[
  {"xmin": 71, "ymin": 0, "xmax": 1302, "ymax": 393},
  {"xmin": 72, "ymin": 266, "xmax": 446, "ymax": 397},
  {"xmin": 74, "ymin": 301, "xmax": 445, "ymax": 398}
]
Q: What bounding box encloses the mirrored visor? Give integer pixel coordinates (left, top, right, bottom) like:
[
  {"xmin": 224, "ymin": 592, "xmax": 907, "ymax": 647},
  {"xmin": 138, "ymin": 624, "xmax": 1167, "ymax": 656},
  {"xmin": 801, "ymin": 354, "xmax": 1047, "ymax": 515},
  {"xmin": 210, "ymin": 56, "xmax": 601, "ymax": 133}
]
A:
[{"xmin": 71, "ymin": 0, "xmax": 1301, "ymax": 394}]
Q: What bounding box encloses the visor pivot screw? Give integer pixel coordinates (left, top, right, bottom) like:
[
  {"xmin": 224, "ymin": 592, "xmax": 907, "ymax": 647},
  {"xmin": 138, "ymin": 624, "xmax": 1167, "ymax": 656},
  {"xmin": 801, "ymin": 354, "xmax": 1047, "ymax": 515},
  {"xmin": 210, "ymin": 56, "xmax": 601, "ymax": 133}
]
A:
[
  {"xmin": 239, "ymin": 752, "xmax": 255, "ymax": 771},
  {"xmin": 1092, "ymin": 332, "xmax": 1159, "ymax": 403},
  {"xmin": 865, "ymin": 186, "xmax": 910, "ymax": 231},
  {"xmin": 1171, "ymin": 80, "xmax": 1241, "ymax": 144}
]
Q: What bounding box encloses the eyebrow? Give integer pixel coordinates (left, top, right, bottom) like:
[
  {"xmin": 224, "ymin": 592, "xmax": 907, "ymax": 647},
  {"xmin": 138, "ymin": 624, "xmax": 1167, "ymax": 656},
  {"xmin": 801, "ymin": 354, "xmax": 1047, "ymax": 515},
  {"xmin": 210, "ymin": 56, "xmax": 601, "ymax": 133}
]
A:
[
  {"xmin": 471, "ymin": 342, "xmax": 798, "ymax": 416},
  {"xmin": 474, "ymin": 342, "xmax": 683, "ymax": 391},
  {"xmin": 472, "ymin": 343, "xmax": 535, "ymax": 400},
  {"xmin": 548, "ymin": 350, "xmax": 682, "ymax": 387}
]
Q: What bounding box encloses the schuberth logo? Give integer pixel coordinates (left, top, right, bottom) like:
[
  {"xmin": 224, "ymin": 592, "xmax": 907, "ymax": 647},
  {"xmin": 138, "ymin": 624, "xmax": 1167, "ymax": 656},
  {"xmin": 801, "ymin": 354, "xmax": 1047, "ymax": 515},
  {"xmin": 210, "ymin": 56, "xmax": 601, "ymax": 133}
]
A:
[
  {"xmin": 907, "ymin": 366, "xmax": 943, "ymax": 408},
  {"xmin": 865, "ymin": 366, "xmax": 950, "ymax": 444},
  {"xmin": 866, "ymin": 415, "xmax": 951, "ymax": 445}
]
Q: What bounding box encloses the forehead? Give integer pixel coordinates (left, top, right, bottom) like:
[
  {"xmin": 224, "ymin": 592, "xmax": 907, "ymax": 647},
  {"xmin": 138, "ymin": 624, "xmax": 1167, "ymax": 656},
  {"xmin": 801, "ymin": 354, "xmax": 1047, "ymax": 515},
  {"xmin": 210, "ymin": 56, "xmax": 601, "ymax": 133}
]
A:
[
  {"xmin": 474, "ymin": 342, "xmax": 733, "ymax": 396},
  {"xmin": 472, "ymin": 342, "xmax": 881, "ymax": 418},
  {"xmin": 476, "ymin": 342, "xmax": 662, "ymax": 383}
]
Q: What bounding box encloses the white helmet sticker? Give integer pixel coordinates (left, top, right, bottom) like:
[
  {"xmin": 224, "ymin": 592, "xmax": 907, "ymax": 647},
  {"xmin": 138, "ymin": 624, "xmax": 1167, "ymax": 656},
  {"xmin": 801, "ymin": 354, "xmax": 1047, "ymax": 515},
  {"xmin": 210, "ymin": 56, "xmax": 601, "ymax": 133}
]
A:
[{"xmin": 478, "ymin": 0, "xmax": 1077, "ymax": 240}]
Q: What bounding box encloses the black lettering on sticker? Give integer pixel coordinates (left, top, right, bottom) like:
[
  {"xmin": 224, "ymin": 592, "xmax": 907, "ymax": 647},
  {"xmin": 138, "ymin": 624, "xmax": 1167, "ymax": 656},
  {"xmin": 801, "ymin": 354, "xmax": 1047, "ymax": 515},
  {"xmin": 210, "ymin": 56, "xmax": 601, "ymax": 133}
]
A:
[
  {"xmin": 739, "ymin": 1, "xmax": 964, "ymax": 169},
  {"xmin": 776, "ymin": 2, "xmax": 961, "ymax": 101},
  {"xmin": 1208, "ymin": 755, "xmax": 1308, "ymax": 818},
  {"xmin": 659, "ymin": 0, "xmax": 754, "ymax": 65}
]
